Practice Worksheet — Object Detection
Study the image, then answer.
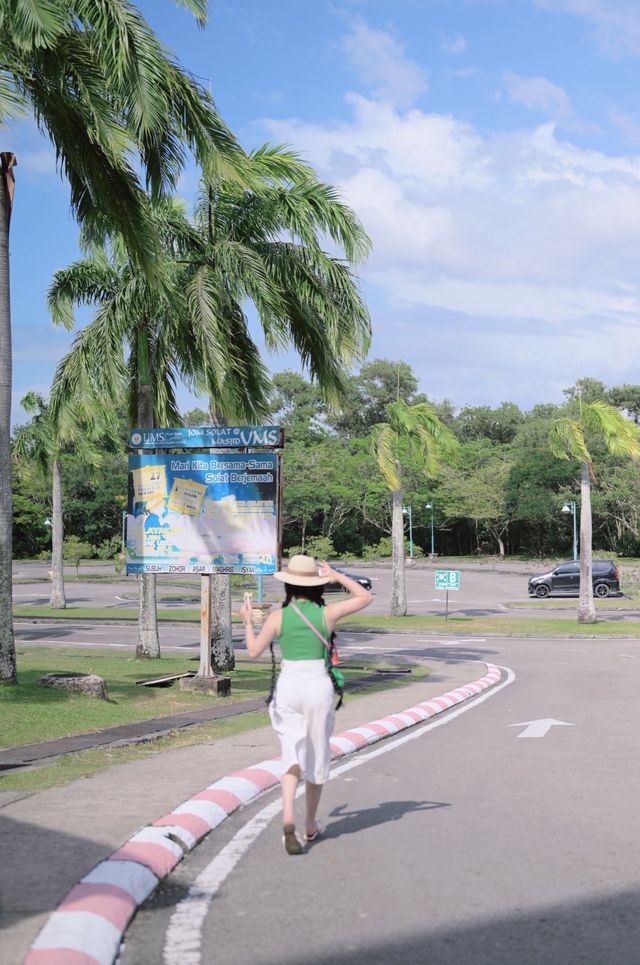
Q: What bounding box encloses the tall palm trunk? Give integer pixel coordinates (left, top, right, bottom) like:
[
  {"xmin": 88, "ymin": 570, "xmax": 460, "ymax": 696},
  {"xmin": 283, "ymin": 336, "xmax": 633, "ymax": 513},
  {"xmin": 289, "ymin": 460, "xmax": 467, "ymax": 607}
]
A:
[
  {"xmin": 390, "ymin": 475, "xmax": 407, "ymax": 617},
  {"xmin": 578, "ymin": 462, "xmax": 596, "ymax": 624},
  {"xmin": 49, "ymin": 458, "xmax": 66, "ymax": 608},
  {"xmin": 136, "ymin": 328, "xmax": 160, "ymax": 658},
  {"xmin": 0, "ymin": 153, "xmax": 17, "ymax": 683},
  {"xmin": 209, "ymin": 406, "xmax": 234, "ymax": 671}
]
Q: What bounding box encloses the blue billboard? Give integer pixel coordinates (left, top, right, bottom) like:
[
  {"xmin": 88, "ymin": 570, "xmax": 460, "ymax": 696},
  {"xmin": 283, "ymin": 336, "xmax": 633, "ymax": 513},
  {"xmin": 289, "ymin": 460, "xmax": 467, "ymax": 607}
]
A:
[
  {"xmin": 126, "ymin": 453, "xmax": 279, "ymax": 575},
  {"xmin": 128, "ymin": 425, "xmax": 283, "ymax": 449}
]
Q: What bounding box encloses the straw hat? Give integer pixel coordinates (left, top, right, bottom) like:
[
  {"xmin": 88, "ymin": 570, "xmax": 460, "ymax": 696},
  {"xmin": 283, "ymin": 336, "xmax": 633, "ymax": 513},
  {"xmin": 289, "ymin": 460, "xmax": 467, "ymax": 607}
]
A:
[{"xmin": 273, "ymin": 554, "xmax": 329, "ymax": 586}]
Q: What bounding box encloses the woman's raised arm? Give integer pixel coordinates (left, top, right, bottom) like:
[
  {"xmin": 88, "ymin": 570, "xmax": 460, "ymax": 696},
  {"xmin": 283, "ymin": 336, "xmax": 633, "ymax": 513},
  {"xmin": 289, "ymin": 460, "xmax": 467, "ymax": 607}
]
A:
[{"xmin": 318, "ymin": 561, "xmax": 373, "ymax": 631}]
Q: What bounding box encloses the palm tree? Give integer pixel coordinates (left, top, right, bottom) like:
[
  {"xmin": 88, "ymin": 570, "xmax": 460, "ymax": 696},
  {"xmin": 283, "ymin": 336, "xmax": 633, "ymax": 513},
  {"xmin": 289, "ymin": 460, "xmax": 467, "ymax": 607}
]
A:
[
  {"xmin": 0, "ymin": 152, "xmax": 17, "ymax": 680},
  {"xmin": 49, "ymin": 148, "xmax": 371, "ymax": 658},
  {"xmin": 0, "ymin": 0, "xmax": 245, "ymax": 681},
  {"xmin": 372, "ymin": 400, "xmax": 458, "ymax": 617},
  {"xmin": 12, "ymin": 392, "xmax": 109, "ymax": 608},
  {"xmin": 550, "ymin": 400, "xmax": 640, "ymax": 624},
  {"xmin": 48, "ymin": 200, "xmax": 266, "ymax": 658}
]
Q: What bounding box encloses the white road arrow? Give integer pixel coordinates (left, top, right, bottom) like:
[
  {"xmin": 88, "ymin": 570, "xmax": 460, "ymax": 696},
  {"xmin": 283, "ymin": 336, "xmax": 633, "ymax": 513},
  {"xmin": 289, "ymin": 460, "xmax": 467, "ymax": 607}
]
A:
[{"xmin": 510, "ymin": 719, "xmax": 574, "ymax": 739}]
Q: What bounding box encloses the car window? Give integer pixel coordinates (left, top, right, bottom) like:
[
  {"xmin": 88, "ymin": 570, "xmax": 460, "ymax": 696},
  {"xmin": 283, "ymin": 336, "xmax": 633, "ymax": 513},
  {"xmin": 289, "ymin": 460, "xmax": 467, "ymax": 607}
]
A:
[{"xmin": 554, "ymin": 563, "xmax": 577, "ymax": 574}]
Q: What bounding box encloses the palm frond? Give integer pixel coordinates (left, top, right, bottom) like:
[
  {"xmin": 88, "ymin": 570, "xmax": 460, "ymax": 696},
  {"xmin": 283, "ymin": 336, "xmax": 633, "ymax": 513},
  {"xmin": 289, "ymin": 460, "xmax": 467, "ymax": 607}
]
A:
[
  {"xmin": 549, "ymin": 418, "xmax": 591, "ymax": 463},
  {"xmin": 8, "ymin": 0, "xmax": 69, "ymax": 48},
  {"xmin": 371, "ymin": 423, "xmax": 400, "ymax": 491},
  {"xmin": 582, "ymin": 400, "xmax": 640, "ymax": 459},
  {"xmin": 48, "ymin": 256, "xmax": 121, "ymax": 328}
]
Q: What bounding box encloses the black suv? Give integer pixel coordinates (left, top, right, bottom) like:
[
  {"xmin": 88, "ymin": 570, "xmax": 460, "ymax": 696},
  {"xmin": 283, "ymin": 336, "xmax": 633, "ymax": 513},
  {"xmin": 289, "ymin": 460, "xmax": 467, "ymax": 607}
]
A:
[{"xmin": 527, "ymin": 559, "xmax": 620, "ymax": 599}]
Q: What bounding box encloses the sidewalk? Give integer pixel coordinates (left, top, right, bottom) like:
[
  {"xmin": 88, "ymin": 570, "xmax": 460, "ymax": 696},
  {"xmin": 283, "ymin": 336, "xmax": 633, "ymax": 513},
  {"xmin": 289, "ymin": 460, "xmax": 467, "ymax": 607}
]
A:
[{"xmin": 1, "ymin": 656, "xmax": 484, "ymax": 963}]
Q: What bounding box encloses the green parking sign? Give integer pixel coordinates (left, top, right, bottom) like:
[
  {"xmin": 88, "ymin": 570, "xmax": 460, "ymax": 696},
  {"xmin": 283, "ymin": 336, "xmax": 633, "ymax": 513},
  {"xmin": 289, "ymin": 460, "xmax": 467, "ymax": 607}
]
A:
[{"xmin": 435, "ymin": 569, "xmax": 461, "ymax": 591}]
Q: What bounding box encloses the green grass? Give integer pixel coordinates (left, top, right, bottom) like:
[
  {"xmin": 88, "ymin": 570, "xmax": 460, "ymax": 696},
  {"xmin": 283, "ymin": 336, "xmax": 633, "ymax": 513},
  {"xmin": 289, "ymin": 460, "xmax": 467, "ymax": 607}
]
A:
[
  {"xmin": 342, "ymin": 612, "xmax": 640, "ymax": 637},
  {"xmin": 0, "ymin": 648, "xmax": 272, "ymax": 746},
  {"xmin": 0, "ymin": 648, "xmax": 403, "ymax": 748},
  {"xmin": 0, "ymin": 660, "xmax": 429, "ymax": 793},
  {"xmin": 0, "ymin": 710, "xmax": 272, "ymax": 793},
  {"xmin": 505, "ymin": 594, "xmax": 640, "ymax": 611},
  {"xmin": 13, "ymin": 605, "xmax": 203, "ymax": 622}
]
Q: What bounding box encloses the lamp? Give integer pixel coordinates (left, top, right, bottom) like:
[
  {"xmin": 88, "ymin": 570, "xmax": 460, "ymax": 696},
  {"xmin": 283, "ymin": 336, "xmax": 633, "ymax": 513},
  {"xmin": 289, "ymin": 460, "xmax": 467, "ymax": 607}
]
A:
[
  {"xmin": 425, "ymin": 503, "xmax": 435, "ymax": 555},
  {"xmin": 402, "ymin": 505, "xmax": 414, "ymax": 559}
]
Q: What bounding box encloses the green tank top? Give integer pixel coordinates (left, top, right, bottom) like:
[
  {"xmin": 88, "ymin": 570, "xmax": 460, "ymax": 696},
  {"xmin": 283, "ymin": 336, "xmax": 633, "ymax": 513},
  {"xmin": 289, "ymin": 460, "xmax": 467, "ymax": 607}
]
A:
[{"xmin": 279, "ymin": 600, "xmax": 328, "ymax": 660}]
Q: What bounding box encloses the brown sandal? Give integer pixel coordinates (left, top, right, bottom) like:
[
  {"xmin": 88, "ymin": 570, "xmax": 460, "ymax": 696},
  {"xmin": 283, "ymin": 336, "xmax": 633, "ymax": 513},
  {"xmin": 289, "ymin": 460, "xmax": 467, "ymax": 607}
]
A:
[{"xmin": 282, "ymin": 824, "xmax": 303, "ymax": 855}]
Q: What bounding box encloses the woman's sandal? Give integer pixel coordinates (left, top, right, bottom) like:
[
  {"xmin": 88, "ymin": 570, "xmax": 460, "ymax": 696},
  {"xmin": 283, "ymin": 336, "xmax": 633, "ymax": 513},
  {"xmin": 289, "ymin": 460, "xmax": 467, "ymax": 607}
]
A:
[
  {"xmin": 282, "ymin": 824, "xmax": 303, "ymax": 855},
  {"xmin": 303, "ymin": 822, "xmax": 322, "ymax": 843}
]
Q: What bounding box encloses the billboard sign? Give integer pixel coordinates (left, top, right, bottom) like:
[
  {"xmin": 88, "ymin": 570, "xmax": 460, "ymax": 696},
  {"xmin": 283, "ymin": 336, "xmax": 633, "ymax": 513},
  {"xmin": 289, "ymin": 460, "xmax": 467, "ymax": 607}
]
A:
[
  {"xmin": 126, "ymin": 452, "xmax": 279, "ymax": 574},
  {"xmin": 128, "ymin": 425, "xmax": 283, "ymax": 450}
]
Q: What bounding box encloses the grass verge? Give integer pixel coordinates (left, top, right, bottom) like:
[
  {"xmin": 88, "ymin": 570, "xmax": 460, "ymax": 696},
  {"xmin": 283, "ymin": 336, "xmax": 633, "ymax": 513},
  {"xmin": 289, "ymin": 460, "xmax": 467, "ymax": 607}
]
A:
[
  {"xmin": 0, "ymin": 648, "xmax": 270, "ymax": 746},
  {"xmin": 0, "ymin": 647, "xmax": 413, "ymax": 748},
  {"xmin": 342, "ymin": 613, "xmax": 640, "ymax": 637},
  {"xmin": 13, "ymin": 605, "xmax": 203, "ymax": 622},
  {"xmin": 0, "ymin": 662, "xmax": 429, "ymax": 793}
]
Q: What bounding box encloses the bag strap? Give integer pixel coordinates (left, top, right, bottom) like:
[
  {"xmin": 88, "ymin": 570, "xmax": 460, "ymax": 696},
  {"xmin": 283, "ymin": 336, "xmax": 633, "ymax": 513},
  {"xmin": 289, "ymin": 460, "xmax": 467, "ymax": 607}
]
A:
[{"xmin": 289, "ymin": 602, "xmax": 330, "ymax": 651}]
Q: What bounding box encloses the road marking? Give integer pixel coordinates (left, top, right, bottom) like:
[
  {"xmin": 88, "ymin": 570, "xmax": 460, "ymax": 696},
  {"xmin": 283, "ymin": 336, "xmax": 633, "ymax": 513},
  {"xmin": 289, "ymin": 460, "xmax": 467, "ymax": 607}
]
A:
[
  {"xmin": 163, "ymin": 664, "xmax": 516, "ymax": 964},
  {"xmin": 510, "ymin": 718, "xmax": 573, "ymax": 739},
  {"xmin": 617, "ymin": 653, "xmax": 636, "ymax": 659}
]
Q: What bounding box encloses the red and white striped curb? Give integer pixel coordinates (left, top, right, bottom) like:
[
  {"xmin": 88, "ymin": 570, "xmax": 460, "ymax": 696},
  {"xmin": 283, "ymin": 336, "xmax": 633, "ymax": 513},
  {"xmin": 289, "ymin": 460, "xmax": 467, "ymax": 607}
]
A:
[{"xmin": 25, "ymin": 663, "xmax": 502, "ymax": 965}]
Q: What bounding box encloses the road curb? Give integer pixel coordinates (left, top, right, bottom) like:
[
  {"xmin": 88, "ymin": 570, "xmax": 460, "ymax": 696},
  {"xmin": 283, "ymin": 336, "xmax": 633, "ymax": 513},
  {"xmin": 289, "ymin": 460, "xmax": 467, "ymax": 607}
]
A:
[{"xmin": 24, "ymin": 663, "xmax": 502, "ymax": 965}]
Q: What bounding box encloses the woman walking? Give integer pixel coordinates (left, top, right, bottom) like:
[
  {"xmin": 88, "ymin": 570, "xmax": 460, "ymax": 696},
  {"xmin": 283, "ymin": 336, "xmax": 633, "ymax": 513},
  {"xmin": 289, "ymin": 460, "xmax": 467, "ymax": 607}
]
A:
[{"xmin": 239, "ymin": 555, "xmax": 373, "ymax": 854}]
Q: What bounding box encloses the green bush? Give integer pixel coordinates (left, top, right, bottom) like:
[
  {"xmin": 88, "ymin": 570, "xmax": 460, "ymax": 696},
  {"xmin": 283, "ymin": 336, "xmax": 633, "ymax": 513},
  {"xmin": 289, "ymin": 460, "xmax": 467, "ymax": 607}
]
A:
[
  {"xmin": 363, "ymin": 536, "xmax": 393, "ymax": 560},
  {"xmin": 337, "ymin": 552, "xmax": 358, "ymax": 564},
  {"xmin": 97, "ymin": 536, "xmax": 121, "ymax": 560},
  {"xmin": 304, "ymin": 536, "xmax": 336, "ymax": 560},
  {"xmin": 362, "ymin": 536, "xmax": 424, "ymax": 560},
  {"xmin": 63, "ymin": 535, "xmax": 96, "ymax": 575}
]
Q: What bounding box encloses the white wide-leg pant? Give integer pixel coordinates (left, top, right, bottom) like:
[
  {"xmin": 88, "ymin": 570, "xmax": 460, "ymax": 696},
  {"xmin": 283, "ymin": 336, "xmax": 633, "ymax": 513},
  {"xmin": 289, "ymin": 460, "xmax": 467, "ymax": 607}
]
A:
[{"xmin": 269, "ymin": 659, "xmax": 335, "ymax": 784}]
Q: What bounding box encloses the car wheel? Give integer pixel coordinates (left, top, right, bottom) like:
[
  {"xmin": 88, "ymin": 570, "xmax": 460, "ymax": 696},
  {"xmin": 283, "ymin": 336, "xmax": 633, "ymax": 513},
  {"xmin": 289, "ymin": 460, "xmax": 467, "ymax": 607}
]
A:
[
  {"xmin": 534, "ymin": 584, "xmax": 550, "ymax": 598},
  {"xmin": 594, "ymin": 583, "xmax": 610, "ymax": 598}
]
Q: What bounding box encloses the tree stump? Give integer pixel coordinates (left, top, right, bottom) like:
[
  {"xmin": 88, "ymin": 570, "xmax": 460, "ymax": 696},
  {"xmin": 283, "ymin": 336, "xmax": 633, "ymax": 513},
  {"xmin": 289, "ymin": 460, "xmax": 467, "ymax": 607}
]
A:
[{"xmin": 39, "ymin": 672, "xmax": 108, "ymax": 700}]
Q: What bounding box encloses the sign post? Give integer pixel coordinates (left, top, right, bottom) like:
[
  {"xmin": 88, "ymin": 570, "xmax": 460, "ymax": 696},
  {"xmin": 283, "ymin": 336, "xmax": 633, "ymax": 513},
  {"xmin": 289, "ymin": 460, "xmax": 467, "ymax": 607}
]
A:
[
  {"xmin": 434, "ymin": 569, "xmax": 461, "ymax": 621},
  {"xmin": 199, "ymin": 573, "xmax": 213, "ymax": 678}
]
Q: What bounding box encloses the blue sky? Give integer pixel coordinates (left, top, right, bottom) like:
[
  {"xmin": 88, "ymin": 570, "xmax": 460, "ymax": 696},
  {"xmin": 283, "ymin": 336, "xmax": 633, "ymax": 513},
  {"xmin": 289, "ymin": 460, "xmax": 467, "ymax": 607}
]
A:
[{"xmin": 8, "ymin": 0, "xmax": 640, "ymax": 424}]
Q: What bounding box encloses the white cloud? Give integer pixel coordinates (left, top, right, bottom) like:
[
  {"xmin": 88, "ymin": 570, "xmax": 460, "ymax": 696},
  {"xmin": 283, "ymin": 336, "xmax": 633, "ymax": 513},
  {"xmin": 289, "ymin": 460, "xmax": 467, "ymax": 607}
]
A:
[
  {"xmin": 534, "ymin": 0, "xmax": 640, "ymax": 58},
  {"xmin": 609, "ymin": 109, "xmax": 640, "ymax": 146},
  {"xmin": 504, "ymin": 72, "xmax": 573, "ymax": 119},
  {"xmin": 341, "ymin": 20, "xmax": 427, "ymax": 108},
  {"xmin": 260, "ymin": 72, "xmax": 640, "ymax": 404},
  {"xmin": 441, "ymin": 33, "xmax": 467, "ymax": 54}
]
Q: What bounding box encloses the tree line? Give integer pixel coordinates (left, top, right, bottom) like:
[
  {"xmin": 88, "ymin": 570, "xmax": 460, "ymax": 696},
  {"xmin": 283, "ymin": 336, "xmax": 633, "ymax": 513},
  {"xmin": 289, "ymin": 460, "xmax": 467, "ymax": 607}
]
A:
[{"xmin": 13, "ymin": 368, "xmax": 640, "ymax": 566}]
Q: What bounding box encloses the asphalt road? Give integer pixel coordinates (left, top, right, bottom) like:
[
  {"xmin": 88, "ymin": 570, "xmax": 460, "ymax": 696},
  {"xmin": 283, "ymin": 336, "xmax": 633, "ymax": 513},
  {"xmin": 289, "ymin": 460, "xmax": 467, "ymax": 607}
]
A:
[
  {"xmin": 12, "ymin": 559, "xmax": 544, "ymax": 618},
  {"xmin": 118, "ymin": 632, "xmax": 640, "ymax": 965}
]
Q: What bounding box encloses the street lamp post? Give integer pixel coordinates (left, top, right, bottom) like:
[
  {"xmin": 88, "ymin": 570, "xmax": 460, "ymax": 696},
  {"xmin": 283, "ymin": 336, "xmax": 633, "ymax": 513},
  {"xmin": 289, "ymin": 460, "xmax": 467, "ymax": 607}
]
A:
[
  {"xmin": 561, "ymin": 501, "xmax": 577, "ymax": 561},
  {"xmin": 425, "ymin": 502, "xmax": 435, "ymax": 555},
  {"xmin": 402, "ymin": 505, "xmax": 414, "ymax": 559}
]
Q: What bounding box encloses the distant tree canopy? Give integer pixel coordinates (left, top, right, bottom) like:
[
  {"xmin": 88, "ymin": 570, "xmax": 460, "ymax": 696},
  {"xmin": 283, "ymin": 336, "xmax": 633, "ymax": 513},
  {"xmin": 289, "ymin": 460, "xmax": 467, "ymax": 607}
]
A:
[{"xmin": 11, "ymin": 367, "xmax": 640, "ymax": 559}]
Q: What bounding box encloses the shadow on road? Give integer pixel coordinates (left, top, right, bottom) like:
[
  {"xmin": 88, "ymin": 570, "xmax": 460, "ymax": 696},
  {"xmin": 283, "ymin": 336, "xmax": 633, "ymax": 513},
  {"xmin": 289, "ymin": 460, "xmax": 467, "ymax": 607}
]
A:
[
  {"xmin": 0, "ymin": 813, "xmax": 112, "ymax": 935},
  {"xmin": 324, "ymin": 799, "xmax": 450, "ymax": 839}
]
